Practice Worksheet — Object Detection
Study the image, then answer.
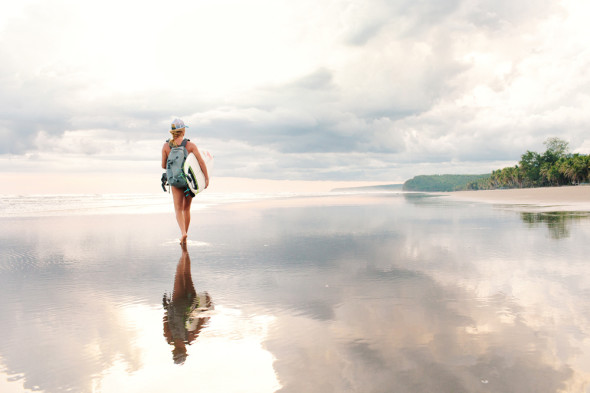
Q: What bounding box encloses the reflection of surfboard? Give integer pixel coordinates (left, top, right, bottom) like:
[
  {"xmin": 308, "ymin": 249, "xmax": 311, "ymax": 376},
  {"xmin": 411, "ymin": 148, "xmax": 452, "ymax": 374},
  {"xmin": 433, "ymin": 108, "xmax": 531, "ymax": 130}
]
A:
[
  {"xmin": 185, "ymin": 292, "xmax": 214, "ymax": 331},
  {"xmin": 183, "ymin": 150, "xmax": 213, "ymax": 195}
]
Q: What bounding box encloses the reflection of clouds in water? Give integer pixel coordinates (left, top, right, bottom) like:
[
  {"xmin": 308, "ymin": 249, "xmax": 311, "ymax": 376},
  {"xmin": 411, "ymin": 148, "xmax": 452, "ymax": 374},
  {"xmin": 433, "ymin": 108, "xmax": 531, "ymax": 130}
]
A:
[
  {"xmin": 0, "ymin": 212, "xmax": 281, "ymax": 393},
  {"xmin": 0, "ymin": 291, "xmax": 143, "ymax": 393},
  {"xmin": 268, "ymin": 269, "xmax": 578, "ymax": 392},
  {"xmin": 395, "ymin": 211, "xmax": 590, "ymax": 391},
  {"xmin": 2, "ymin": 197, "xmax": 590, "ymax": 392},
  {"xmin": 99, "ymin": 306, "xmax": 280, "ymax": 393},
  {"xmin": 255, "ymin": 203, "xmax": 590, "ymax": 392},
  {"xmin": 0, "ymin": 215, "xmax": 170, "ymax": 393}
]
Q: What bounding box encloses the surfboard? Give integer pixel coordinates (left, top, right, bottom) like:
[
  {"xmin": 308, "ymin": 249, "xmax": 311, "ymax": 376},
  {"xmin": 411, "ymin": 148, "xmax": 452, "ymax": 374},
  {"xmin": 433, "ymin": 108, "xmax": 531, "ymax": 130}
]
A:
[{"xmin": 183, "ymin": 150, "xmax": 213, "ymax": 195}]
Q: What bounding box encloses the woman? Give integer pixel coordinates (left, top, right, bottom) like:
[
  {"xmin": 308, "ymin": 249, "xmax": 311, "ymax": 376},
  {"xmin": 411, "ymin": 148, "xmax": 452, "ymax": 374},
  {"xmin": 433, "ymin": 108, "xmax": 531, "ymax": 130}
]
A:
[{"xmin": 161, "ymin": 118, "xmax": 209, "ymax": 244}]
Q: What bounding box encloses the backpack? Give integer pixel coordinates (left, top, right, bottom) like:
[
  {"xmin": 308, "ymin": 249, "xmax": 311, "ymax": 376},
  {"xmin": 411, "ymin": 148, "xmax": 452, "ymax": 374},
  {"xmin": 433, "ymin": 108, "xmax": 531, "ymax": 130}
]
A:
[{"xmin": 166, "ymin": 139, "xmax": 189, "ymax": 188}]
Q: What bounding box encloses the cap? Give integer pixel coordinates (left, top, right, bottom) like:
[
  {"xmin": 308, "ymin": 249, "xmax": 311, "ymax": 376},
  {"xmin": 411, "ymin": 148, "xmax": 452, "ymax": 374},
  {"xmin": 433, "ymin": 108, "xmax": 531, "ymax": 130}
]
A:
[{"xmin": 171, "ymin": 118, "xmax": 189, "ymax": 131}]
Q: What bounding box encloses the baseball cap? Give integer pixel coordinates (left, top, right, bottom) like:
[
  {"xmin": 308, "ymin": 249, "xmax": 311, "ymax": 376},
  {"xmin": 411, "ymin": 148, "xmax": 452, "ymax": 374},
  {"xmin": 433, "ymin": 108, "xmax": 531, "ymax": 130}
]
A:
[{"xmin": 171, "ymin": 118, "xmax": 189, "ymax": 131}]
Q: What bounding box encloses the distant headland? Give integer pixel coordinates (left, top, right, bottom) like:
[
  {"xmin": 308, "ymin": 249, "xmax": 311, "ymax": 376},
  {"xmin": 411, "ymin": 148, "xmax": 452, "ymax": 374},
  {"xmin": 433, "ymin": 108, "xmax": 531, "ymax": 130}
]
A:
[
  {"xmin": 398, "ymin": 138, "xmax": 590, "ymax": 192},
  {"xmin": 331, "ymin": 138, "xmax": 589, "ymax": 193}
]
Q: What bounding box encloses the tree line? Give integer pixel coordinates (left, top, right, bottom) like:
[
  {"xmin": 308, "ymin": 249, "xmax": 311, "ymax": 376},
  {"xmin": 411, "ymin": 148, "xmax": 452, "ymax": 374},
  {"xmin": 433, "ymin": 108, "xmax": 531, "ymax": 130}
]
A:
[{"xmin": 467, "ymin": 138, "xmax": 590, "ymax": 190}]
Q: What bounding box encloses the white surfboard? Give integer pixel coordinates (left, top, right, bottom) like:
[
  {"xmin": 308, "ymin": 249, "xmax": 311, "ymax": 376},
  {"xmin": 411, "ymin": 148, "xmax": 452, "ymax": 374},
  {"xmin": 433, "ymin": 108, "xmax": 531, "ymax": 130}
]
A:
[{"xmin": 183, "ymin": 150, "xmax": 213, "ymax": 195}]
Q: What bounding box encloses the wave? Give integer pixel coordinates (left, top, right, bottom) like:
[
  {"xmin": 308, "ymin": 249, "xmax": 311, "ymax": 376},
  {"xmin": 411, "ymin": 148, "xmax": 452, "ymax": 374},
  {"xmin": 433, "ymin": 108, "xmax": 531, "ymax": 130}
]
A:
[
  {"xmin": 0, "ymin": 189, "xmax": 406, "ymax": 218},
  {"xmin": 0, "ymin": 192, "xmax": 306, "ymax": 218}
]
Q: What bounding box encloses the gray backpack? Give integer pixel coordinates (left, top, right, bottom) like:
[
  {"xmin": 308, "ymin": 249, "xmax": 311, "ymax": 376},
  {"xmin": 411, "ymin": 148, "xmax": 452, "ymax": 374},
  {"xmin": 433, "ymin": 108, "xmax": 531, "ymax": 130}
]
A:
[{"xmin": 166, "ymin": 139, "xmax": 189, "ymax": 188}]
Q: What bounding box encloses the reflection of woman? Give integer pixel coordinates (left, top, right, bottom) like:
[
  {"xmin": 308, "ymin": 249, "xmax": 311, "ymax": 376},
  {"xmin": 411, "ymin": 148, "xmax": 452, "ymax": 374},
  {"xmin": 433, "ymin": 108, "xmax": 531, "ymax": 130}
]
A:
[{"xmin": 163, "ymin": 243, "xmax": 213, "ymax": 364}]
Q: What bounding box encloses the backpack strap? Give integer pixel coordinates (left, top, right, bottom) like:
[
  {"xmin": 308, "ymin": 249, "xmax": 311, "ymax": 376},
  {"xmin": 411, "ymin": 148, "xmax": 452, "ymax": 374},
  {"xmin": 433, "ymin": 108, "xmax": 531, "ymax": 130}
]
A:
[{"xmin": 181, "ymin": 139, "xmax": 190, "ymax": 158}]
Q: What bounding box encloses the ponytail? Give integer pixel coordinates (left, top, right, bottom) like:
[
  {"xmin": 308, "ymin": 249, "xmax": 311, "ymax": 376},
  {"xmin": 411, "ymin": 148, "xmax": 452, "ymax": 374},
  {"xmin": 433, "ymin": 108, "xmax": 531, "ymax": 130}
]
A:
[{"xmin": 168, "ymin": 129, "xmax": 184, "ymax": 147}]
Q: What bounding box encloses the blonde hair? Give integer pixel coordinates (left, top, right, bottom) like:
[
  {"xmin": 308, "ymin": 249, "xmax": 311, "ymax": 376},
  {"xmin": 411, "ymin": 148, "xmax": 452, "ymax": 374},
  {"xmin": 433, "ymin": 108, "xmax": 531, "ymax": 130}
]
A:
[{"xmin": 168, "ymin": 128, "xmax": 185, "ymax": 147}]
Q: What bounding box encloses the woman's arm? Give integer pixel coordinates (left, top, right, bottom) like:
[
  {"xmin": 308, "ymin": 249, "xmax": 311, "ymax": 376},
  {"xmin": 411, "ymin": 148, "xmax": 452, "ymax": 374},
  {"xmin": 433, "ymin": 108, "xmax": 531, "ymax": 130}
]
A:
[{"xmin": 161, "ymin": 143, "xmax": 169, "ymax": 169}]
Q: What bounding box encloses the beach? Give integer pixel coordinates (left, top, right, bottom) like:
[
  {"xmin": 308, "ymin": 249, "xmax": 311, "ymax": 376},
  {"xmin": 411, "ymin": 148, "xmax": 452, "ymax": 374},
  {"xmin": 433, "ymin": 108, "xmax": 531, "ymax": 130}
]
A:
[
  {"xmin": 444, "ymin": 185, "xmax": 590, "ymax": 211},
  {"xmin": 1, "ymin": 191, "xmax": 590, "ymax": 392}
]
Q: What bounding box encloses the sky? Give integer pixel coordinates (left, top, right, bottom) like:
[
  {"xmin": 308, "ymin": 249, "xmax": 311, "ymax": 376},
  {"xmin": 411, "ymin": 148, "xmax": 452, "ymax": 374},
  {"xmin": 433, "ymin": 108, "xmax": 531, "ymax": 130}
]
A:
[{"xmin": 1, "ymin": 0, "xmax": 589, "ymax": 193}]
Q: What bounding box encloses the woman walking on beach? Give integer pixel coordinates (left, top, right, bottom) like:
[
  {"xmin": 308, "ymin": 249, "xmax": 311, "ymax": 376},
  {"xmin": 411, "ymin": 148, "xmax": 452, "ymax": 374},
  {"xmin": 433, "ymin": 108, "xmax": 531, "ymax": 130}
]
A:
[{"xmin": 161, "ymin": 118, "xmax": 209, "ymax": 244}]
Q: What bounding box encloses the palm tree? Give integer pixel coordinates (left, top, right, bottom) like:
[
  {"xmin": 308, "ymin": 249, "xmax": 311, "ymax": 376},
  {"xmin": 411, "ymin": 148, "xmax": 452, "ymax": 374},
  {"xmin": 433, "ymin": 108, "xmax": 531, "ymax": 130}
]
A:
[
  {"xmin": 572, "ymin": 154, "xmax": 588, "ymax": 184},
  {"xmin": 582, "ymin": 155, "xmax": 590, "ymax": 183},
  {"xmin": 559, "ymin": 155, "xmax": 587, "ymax": 184},
  {"xmin": 540, "ymin": 163, "xmax": 551, "ymax": 186},
  {"xmin": 559, "ymin": 159, "xmax": 574, "ymax": 184}
]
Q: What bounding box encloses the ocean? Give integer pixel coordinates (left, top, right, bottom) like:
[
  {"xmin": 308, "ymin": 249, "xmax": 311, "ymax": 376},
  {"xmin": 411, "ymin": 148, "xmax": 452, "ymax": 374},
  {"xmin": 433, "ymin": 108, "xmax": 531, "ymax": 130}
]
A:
[
  {"xmin": 0, "ymin": 192, "xmax": 303, "ymax": 217},
  {"xmin": 1, "ymin": 191, "xmax": 589, "ymax": 392}
]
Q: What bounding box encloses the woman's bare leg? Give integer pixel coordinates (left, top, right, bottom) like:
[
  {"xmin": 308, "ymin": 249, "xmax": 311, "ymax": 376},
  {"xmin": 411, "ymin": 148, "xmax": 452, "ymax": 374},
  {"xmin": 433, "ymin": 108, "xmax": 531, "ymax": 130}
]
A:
[
  {"xmin": 172, "ymin": 187, "xmax": 188, "ymax": 243},
  {"xmin": 183, "ymin": 196, "xmax": 193, "ymax": 234}
]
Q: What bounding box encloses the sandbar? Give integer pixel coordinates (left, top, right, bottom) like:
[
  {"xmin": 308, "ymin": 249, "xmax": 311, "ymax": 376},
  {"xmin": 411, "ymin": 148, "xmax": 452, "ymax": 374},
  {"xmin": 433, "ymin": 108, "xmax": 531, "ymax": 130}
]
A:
[{"xmin": 442, "ymin": 185, "xmax": 590, "ymax": 211}]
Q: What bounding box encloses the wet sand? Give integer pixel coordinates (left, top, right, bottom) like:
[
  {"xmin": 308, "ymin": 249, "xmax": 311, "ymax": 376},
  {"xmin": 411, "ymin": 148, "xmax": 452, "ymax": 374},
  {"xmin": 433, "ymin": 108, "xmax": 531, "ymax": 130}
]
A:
[
  {"xmin": 2, "ymin": 192, "xmax": 590, "ymax": 392},
  {"xmin": 443, "ymin": 185, "xmax": 590, "ymax": 211}
]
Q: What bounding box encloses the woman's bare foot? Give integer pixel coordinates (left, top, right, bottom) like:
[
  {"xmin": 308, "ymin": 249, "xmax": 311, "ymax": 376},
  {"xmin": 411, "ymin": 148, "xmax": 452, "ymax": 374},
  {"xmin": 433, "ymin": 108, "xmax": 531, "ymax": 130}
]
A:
[{"xmin": 180, "ymin": 233, "xmax": 188, "ymax": 244}]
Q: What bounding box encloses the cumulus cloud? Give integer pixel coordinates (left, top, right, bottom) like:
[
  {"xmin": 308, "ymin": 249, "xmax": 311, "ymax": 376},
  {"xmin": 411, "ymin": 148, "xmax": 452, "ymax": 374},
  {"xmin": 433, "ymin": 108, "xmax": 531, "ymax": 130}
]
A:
[{"xmin": 0, "ymin": 0, "xmax": 588, "ymax": 183}]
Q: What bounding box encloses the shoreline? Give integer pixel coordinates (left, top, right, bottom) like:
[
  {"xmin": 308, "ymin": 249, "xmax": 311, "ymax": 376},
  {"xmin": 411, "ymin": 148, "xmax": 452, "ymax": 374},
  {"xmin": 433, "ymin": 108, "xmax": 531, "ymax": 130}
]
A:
[{"xmin": 441, "ymin": 185, "xmax": 590, "ymax": 211}]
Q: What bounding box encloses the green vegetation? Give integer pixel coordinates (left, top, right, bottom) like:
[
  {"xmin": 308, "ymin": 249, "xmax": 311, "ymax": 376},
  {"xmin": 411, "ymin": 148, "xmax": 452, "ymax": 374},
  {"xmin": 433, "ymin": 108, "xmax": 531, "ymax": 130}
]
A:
[
  {"xmin": 403, "ymin": 174, "xmax": 490, "ymax": 192},
  {"xmin": 520, "ymin": 211, "xmax": 590, "ymax": 239},
  {"xmin": 403, "ymin": 138, "xmax": 590, "ymax": 192},
  {"xmin": 466, "ymin": 137, "xmax": 590, "ymax": 190}
]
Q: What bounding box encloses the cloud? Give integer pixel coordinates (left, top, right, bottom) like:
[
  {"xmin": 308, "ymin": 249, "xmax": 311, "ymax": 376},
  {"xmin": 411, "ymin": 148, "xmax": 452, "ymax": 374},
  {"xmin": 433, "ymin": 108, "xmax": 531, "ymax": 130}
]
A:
[{"xmin": 0, "ymin": 0, "xmax": 589, "ymax": 184}]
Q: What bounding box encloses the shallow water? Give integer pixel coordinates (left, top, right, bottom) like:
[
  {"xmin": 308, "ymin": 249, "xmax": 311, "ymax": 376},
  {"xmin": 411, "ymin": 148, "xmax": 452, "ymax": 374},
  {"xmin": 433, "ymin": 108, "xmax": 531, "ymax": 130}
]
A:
[{"xmin": 1, "ymin": 193, "xmax": 590, "ymax": 392}]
